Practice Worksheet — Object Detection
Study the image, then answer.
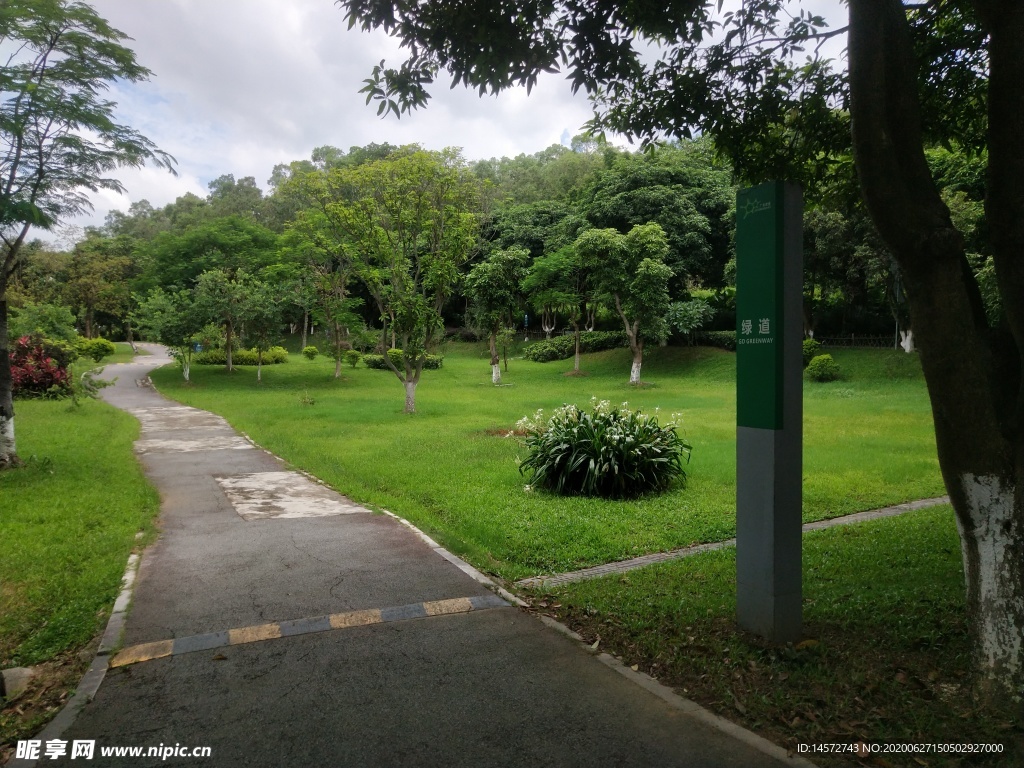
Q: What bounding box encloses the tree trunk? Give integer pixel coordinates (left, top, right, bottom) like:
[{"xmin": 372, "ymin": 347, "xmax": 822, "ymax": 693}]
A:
[
  {"xmin": 225, "ymin": 321, "xmax": 234, "ymax": 372},
  {"xmin": 182, "ymin": 351, "xmax": 191, "ymax": 382},
  {"xmin": 542, "ymin": 307, "xmax": 556, "ymax": 339},
  {"xmin": 899, "ymin": 329, "xmax": 915, "ymax": 354},
  {"xmin": 573, "ymin": 322, "xmax": 581, "ymax": 372},
  {"xmin": 0, "ymin": 300, "xmax": 16, "ymax": 467},
  {"xmin": 850, "ymin": 0, "xmax": 1024, "ymax": 714},
  {"xmin": 629, "ymin": 342, "xmax": 643, "ymax": 385},
  {"xmin": 301, "ymin": 308, "xmax": 308, "ymax": 349},
  {"xmin": 489, "ymin": 331, "xmax": 501, "ymax": 384},
  {"xmin": 404, "ymin": 380, "xmax": 417, "ymax": 413},
  {"xmin": 335, "ymin": 357, "xmax": 342, "ymax": 379},
  {"xmin": 257, "ymin": 352, "xmax": 263, "ymax": 383}
]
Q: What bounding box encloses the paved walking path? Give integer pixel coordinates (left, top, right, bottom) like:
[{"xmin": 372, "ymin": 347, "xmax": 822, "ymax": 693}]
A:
[
  {"xmin": 14, "ymin": 347, "xmax": 810, "ymax": 768},
  {"xmin": 516, "ymin": 497, "xmax": 950, "ymax": 589}
]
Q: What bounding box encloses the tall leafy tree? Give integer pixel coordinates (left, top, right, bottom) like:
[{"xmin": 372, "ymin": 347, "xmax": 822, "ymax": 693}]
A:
[
  {"xmin": 464, "ymin": 246, "xmax": 529, "ymax": 384},
  {"xmin": 0, "ymin": 0, "xmax": 174, "ymax": 466},
  {"xmin": 329, "ymin": 148, "xmax": 478, "ymax": 413},
  {"xmin": 132, "ymin": 287, "xmax": 205, "ymax": 381},
  {"xmin": 576, "ymin": 223, "xmax": 673, "ymax": 384},
  {"xmin": 194, "ymin": 268, "xmax": 257, "ymax": 373},
  {"xmin": 338, "ymin": 0, "xmax": 1024, "ymax": 712},
  {"xmin": 523, "ymin": 245, "xmax": 593, "ymax": 373}
]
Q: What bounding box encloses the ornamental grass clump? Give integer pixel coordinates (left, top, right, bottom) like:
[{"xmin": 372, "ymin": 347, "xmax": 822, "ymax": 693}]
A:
[{"xmin": 517, "ymin": 398, "xmax": 691, "ymax": 499}]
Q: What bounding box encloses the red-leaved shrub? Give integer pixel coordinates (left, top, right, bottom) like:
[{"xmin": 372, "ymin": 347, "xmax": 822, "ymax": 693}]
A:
[{"xmin": 9, "ymin": 336, "xmax": 71, "ymax": 397}]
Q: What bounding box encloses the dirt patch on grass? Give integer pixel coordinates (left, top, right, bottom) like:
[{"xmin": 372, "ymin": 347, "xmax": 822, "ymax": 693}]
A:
[{"xmin": 0, "ymin": 646, "xmax": 92, "ymax": 761}]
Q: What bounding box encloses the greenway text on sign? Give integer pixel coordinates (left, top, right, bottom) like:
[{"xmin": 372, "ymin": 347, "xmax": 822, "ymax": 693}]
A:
[{"xmin": 736, "ymin": 181, "xmax": 787, "ymax": 430}]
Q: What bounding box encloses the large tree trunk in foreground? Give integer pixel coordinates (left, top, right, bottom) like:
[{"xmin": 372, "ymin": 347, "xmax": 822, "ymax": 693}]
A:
[
  {"xmin": 850, "ymin": 0, "xmax": 1024, "ymax": 714},
  {"xmin": 0, "ymin": 300, "xmax": 16, "ymax": 467}
]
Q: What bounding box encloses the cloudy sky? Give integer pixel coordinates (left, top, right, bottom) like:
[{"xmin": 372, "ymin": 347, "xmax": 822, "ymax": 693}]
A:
[
  {"xmin": 73, "ymin": 0, "xmax": 601, "ymax": 232},
  {"xmin": 70, "ymin": 0, "xmax": 847, "ymax": 236}
]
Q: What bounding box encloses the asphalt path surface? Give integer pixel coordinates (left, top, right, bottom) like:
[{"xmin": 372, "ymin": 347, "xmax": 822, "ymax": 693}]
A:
[{"xmin": 33, "ymin": 347, "xmax": 802, "ymax": 768}]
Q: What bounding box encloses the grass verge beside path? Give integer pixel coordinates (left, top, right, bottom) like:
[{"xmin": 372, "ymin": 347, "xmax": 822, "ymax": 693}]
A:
[
  {"xmin": 0, "ymin": 396, "xmax": 159, "ymax": 757},
  {"xmin": 150, "ymin": 344, "xmax": 944, "ymax": 581},
  {"xmin": 527, "ymin": 505, "xmax": 1021, "ymax": 767}
]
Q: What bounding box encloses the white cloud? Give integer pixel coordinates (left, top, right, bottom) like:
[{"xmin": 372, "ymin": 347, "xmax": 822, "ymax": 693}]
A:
[{"xmin": 71, "ymin": 0, "xmax": 598, "ymax": 231}]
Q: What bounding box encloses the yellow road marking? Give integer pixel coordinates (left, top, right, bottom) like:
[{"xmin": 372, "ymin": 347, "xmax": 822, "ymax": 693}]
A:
[
  {"xmin": 229, "ymin": 623, "xmax": 281, "ymax": 644},
  {"xmin": 329, "ymin": 608, "xmax": 383, "ymax": 629},
  {"xmin": 110, "ymin": 640, "xmax": 173, "ymax": 668},
  {"xmin": 424, "ymin": 597, "xmax": 473, "ymax": 616}
]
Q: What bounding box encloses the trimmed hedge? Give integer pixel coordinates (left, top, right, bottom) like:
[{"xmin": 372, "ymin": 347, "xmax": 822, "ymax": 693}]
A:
[
  {"xmin": 523, "ymin": 331, "xmax": 628, "ymax": 363},
  {"xmin": 693, "ymin": 330, "xmax": 737, "ymax": 351},
  {"xmin": 194, "ymin": 346, "xmax": 289, "ymax": 366},
  {"xmin": 362, "ymin": 350, "xmax": 444, "ymax": 370},
  {"xmin": 806, "ymin": 353, "xmax": 841, "ymax": 382},
  {"xmin": 802, "ymin": 338, "xmax": 823, "ymax": 367},
  {"xmin": 79, "ymin": 337, "xmax": 117, "ymax": 362}
]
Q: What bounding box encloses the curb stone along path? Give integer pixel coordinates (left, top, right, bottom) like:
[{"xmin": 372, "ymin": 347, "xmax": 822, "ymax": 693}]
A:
[{"xmin": 516, "ymin": 496, "xmax": 951, "ymax": 589}]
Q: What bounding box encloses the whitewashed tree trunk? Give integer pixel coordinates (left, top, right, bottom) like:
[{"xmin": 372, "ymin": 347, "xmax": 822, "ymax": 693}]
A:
[
  {"xmin": 900, "ymin": 329, "xmax": 915, "ymax": 353},
  {"xmin": 541, "ymin": 307, "xmax": 556, "ymax": 339},
  {"xmin": 489, "ymin": 332, "xmax": 501, "ymax": 384},
  {"xmin": 954, "ymin": 474, "xmax": 1024, "ymax": 709},
  {"xmin": 257, "ymin": 358, "xmax": 263, "ymax": 382},
  {"xmin": 181, "ymin": 357, "xmax": 191, "ymax": 382},
  {"xmin": 0, "ymin": 300, "xmax": 16, "ymax": 467},
  {"xmin": 335, "ymin": 358, "xmax": 342, "ymax": 379},
  {"xmin": 404, "ymin": 380, "xmax": 417, "ymax": 413},
  {"xmin": 225, "ymin": 321, "xmax": 234, "ymax": 372},
  {"xmin": 0, "ymin": 415, "xmax": 14, "ymax": 467},
  {"xmin": 630, "ymin": 356, "xmax": 642, "ymax": 385}
]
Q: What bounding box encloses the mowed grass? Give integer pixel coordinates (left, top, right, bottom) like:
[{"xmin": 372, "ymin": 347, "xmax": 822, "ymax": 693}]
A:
[
  {"xmin": 150, "ymin": 343, "xmax": 943, "ymax": 581},
  {"xmin": 0, "ymin": 398, "xmax": 159, "ymax": 667},
  {"xmin": 531, "ymin": 505, "xmax": 1020, "ymax": 766}
]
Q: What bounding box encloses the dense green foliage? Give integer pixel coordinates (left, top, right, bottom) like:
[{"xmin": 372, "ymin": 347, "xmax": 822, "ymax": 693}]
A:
[
  {"xmin": 80, "ymin": 337, "xmax": 116, "ymax": 363},
  {"xmin": 517, "ymin": 399, "xmax": 691, "ymax": 499},
  {"xmin": 806, "ymin": 353, "xmax": 841, "ymax": 382},
  {"xmin": 193, "ymin": 346, "xmax": 289, "ymax": 366},
  {"xmin": 523, "ymin": 331, "xmax": 627, "ymax": 362},
  {"xmin": 802, "ymin": 338, "xmax": 823, "ymax": 367},
  {"xmin": 362, "ymin": 351, "xmax": 443, "ymax": 370}
]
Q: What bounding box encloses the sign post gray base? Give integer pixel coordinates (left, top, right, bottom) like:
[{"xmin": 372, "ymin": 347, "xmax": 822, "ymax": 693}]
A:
[{"xmin": 736, "ymin": 426, "xmax": 802, "ymax": 642}]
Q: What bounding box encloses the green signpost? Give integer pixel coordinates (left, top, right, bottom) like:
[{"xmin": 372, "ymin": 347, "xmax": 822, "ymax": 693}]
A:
[{"xmin": 735, "ymin": 180, "xmax": 803, "ymax": 643}]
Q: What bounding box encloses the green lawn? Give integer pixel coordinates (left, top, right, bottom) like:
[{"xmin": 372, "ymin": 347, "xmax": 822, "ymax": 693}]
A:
[
  {"xmin": 150, "ymin": 343, "xmax": 943, "ymax": 581},
  {"xmin": 532, "ymin": 505, "xmax": 1020, "ymax": 766},
  {"xmin": 0, "ymin": 399, "xmax": 159, "ymax": 667}
]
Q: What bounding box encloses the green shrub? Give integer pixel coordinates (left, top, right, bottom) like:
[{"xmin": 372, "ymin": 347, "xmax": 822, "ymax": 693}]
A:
[
  {"xmin": 80, "ymin": 337, "xmax": 117, "ymax": 363},
  {"xmin": 302, "ymin": 345, "xmax": 319, "ymax": 360},
  {"xmin": 362, "ymin": 352, "xmax": 444, "ymax": 370},
  {"xmin": 517, "ymin": 398, "xmax": 692, "ymax": 499},
  {"xmin": 806, "ymin": 353, "xmax": 841, "ymax": 382},
  {"xmin": 802, "ymin": 338, "xmax": 823, "ymax": 367},
  {"xmin": 523, "ymin": 331, "xmax": 628, "ymax": 363},
  {"xmin": 194, "ymin": 346, "xmax": 289, "ymax": 366},
  {"xmin": 344, "ymin": 349, "xmax": 361, "ymax": 368},
  {"xmin": 692, "ymin": 330, "xmax": 737, "ymax": 351}
]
